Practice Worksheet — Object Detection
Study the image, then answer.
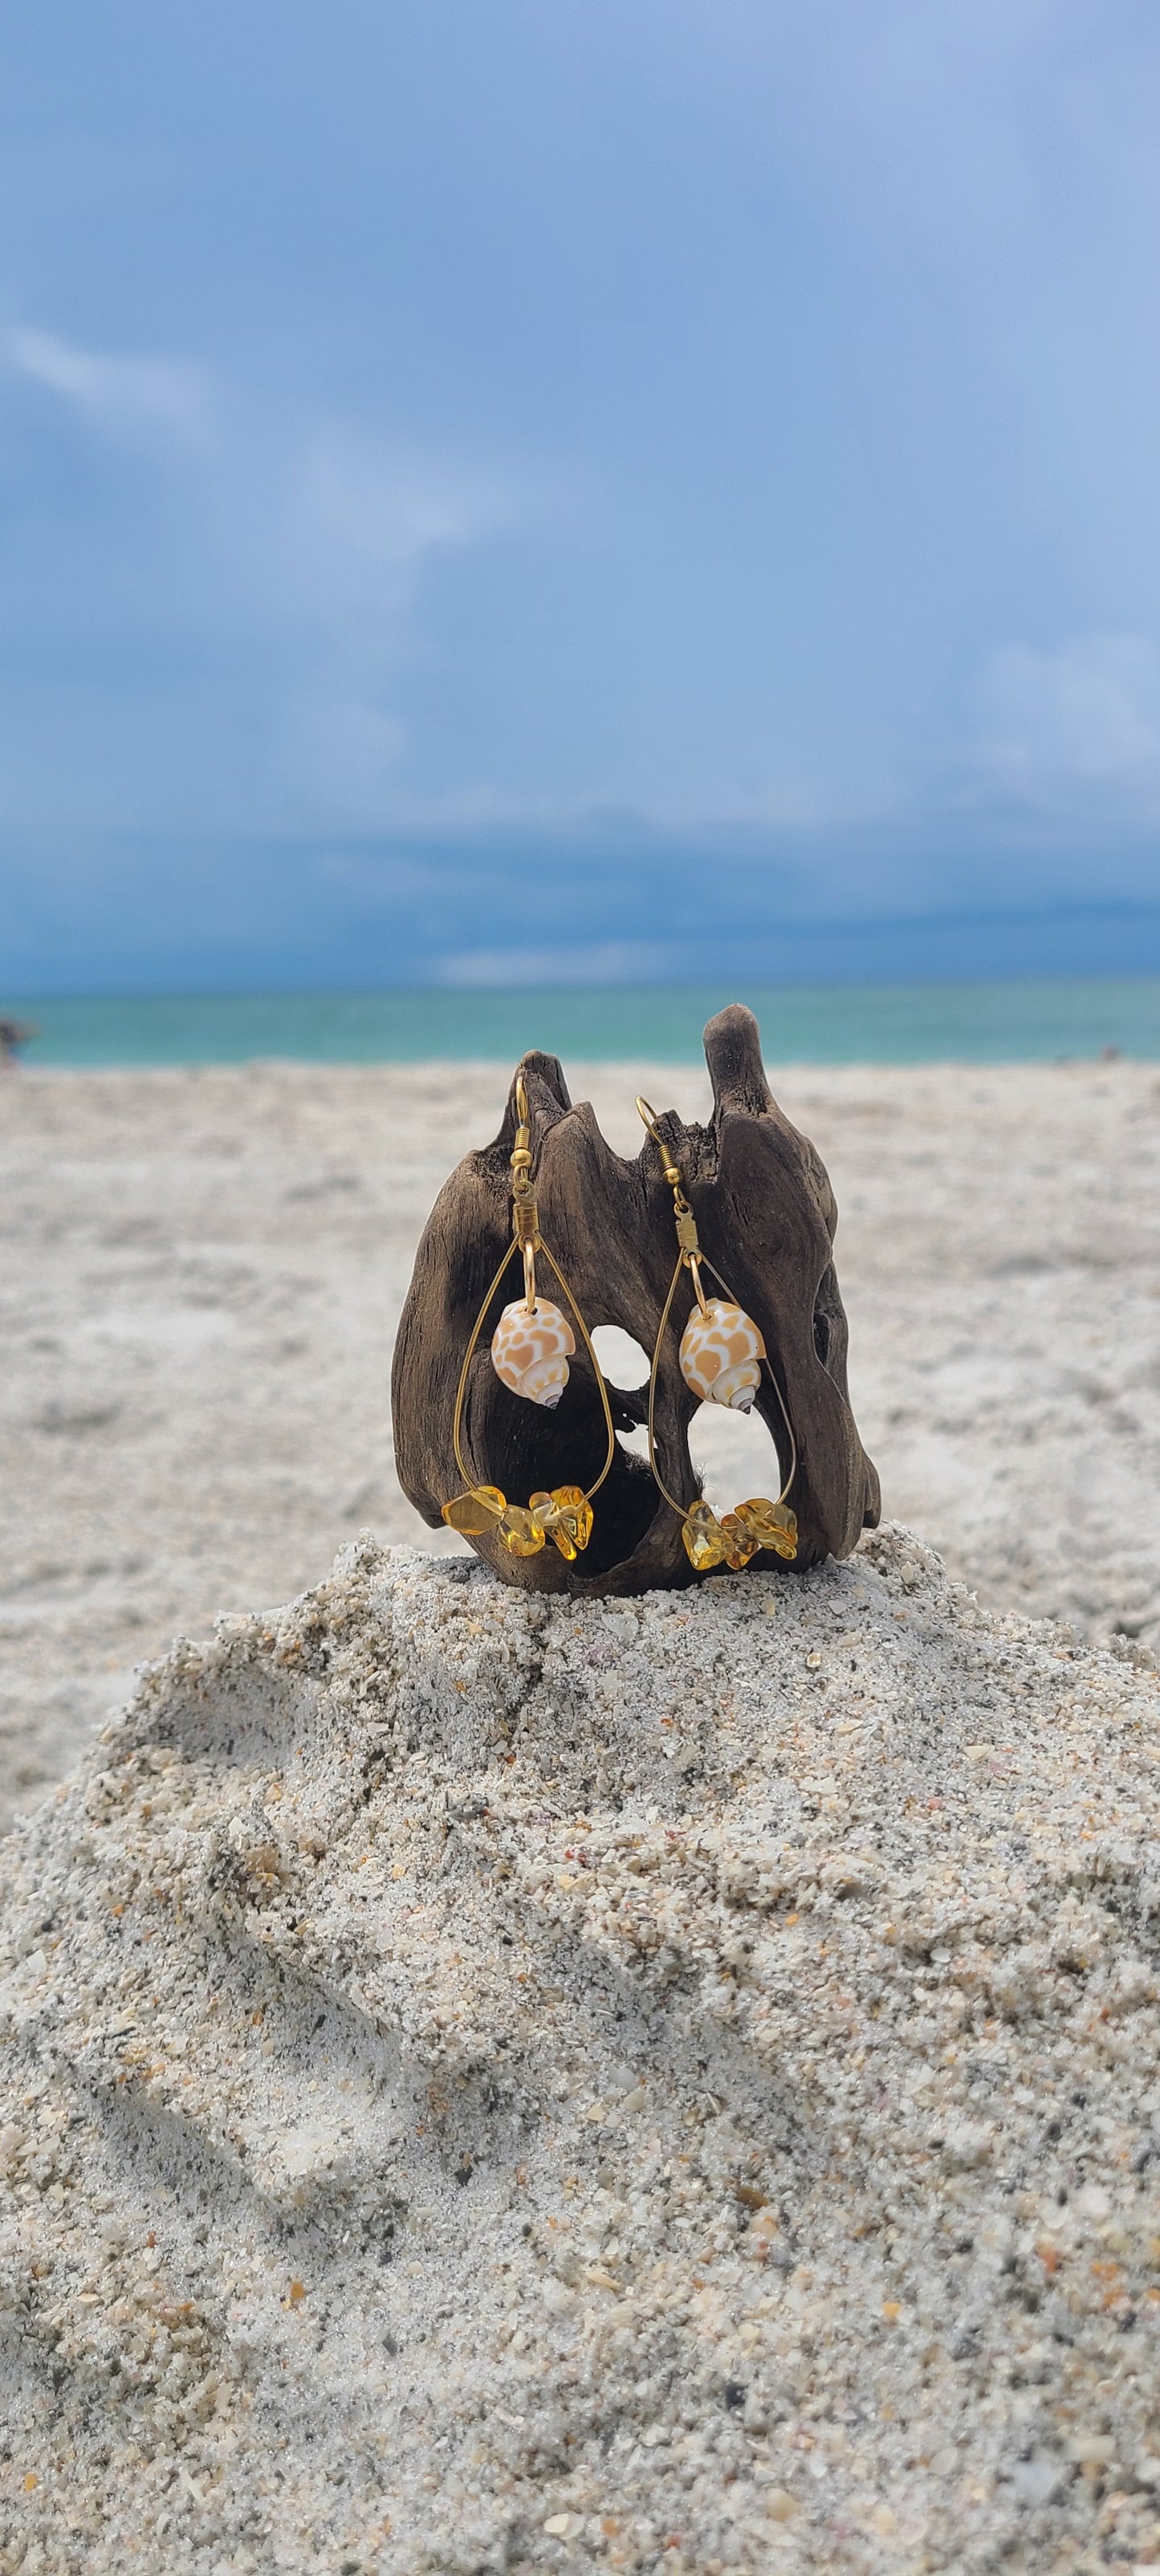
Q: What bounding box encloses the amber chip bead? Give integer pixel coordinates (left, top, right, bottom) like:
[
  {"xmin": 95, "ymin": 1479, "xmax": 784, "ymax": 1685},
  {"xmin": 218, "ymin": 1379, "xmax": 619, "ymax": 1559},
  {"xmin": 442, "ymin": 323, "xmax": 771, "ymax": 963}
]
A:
[
  {"xmin": 442, "ymin": 1484, "xmax": 507, "ymax": 1535},
  {"xmin": 529, "ymin": 1486, "xmax": 594, "ymax": 1560},
  {"xmin": 720, "ymin": 1510, "xmax": 761, "ymax": 1571},
  {"xmin": 731, "ymin": 1496, "xmax": 799, "ymax": 1561},
  {"xmin": 499, "ymin": 1504, "xmax": 546, "ymax": 1557},
  {"xmin": 549, "ymin": 1484, "xmax": 593, "ymax": 1555},
  {"xmin": 681, "ymin": 1499, "xmax": 730, "ymax": 1571}
]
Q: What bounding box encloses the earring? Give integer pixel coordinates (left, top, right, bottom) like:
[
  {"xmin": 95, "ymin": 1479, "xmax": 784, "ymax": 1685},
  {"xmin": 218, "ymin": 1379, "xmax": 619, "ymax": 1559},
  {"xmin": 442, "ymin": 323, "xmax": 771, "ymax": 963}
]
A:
[
  {"xmin": 635, "ymin": 1096, "xmax": 798, "ymax": 1574},
  {"xmin": 441, "ymin": 1074, "xmax": 615, "ymax": 1560}
]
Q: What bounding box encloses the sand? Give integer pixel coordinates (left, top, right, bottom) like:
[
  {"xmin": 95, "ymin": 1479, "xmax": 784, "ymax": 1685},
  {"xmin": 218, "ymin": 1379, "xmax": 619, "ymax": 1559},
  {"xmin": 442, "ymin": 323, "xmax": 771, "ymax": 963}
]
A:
[
  {"xmin": 2, "ymin": 1526, "xmax": 1159, "ymax": 2574},
  {"xmin": 2, "ymin": 1056, "xmax": 1158, "ymax": 1832},
  {"xmin": 3, "ymin": 1054, "xmax": 1160, "ymax": 2573}
]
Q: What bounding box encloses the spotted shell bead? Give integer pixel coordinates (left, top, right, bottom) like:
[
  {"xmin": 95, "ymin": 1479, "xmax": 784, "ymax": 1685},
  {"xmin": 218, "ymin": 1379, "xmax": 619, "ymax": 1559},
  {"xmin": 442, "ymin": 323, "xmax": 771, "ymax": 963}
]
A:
[
  {"xmin": 679, "ymin": 1298, "xmax": 765, "ymax": 1411},
  {"xmin": 490, "ymin": 1298, "xmax": 575, "ymax": 1408}
]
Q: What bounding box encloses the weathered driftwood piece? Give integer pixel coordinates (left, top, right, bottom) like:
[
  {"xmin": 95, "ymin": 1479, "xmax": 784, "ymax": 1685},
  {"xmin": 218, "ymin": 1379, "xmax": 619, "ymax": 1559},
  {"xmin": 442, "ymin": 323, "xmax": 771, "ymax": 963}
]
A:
[{"xmin": 392, "ymin": 1005, "xmax": 880, "ymax": 1596}]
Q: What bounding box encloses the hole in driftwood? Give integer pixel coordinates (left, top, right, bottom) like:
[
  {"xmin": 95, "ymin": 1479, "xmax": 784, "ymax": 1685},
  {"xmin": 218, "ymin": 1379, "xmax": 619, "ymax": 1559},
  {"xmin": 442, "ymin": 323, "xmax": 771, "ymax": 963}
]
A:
[
  {"xmin": 688, "ymin": 1400, "xmax": 788, "ymax": 1518},
  {"xmin": 590, "ymin": 1327, "xmax": 652, "ymax": 1391},
  {"xmin": 461, "ymin": 1352, "xmax": 660, "ymax": 1579}
]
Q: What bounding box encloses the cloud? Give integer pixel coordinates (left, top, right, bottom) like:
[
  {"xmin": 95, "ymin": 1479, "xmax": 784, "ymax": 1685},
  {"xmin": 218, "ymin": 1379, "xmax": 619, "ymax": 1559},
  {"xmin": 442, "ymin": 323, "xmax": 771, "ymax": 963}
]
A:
[
  {"xmin": 439, "ymin": 940, "xmax": 677, "ymax": 986},
  {"xmin": 6, "ymin": 324, "xmax": 210, "ymax": 446},
  {"xmin": 2, "ymin": 322, "xmax": 517, "ymax": 825},
  {"xmin": 6, "ymin": 0, "xmax": 1160, "ymax": 951},
  {"xmin": 263, "ymin": 430, "xmax": 513, "ymax": 813},
  {"xmin": 299, "ymin": 431, "xmax": 500, "ymax": 580},
  {"xmin": 974, "ymin": 632, "xmax": 1160, "ymax": 813},
  {"xmin": 318, "ymin": 850, "xmax": 446, "ymax": 901}
]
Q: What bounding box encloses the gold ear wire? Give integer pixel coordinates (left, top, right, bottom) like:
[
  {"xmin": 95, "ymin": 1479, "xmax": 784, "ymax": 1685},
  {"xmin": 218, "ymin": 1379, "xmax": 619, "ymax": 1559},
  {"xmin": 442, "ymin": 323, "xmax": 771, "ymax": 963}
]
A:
[
  {"xmin": 637, "ymin": 1095, "xmax": 706, "ymax": 1311},
  {"xmin": 510, "ymin": 1071, "xmax": 537, "ymax": 1310},
  {"xmin": 635, "ymin": 1094, "xmax": 682, "ymax": 1190}
]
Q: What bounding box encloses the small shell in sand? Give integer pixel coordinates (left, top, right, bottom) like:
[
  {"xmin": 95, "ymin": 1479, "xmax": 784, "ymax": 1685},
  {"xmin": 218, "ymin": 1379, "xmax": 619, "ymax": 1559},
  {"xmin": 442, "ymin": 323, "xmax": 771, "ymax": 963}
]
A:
[
  {"xmin": 679, "ymin": 1298, "xmax": 765, "ymax": 1411},
  {"xmin": 490, "ymin": 1298, "xmax": 575, "ymax": 1408}
]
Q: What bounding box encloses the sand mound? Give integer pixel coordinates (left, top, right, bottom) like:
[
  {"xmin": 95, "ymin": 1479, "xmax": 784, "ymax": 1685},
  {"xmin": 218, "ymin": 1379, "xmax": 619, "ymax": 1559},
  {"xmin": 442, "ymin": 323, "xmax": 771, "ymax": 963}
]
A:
[{"xmin": 2, "ymin": 1530, "xmax": 1159, "ymax": 2574}]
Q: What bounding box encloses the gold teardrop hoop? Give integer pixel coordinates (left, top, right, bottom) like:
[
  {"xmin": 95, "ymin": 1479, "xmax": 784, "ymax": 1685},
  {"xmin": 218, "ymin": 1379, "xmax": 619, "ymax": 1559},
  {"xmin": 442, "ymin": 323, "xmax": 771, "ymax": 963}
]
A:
[
  {"xmin": 637, "ymin": 1097, "xmax": 798, "ymax": 1574},
  {"xmin": 441, "ymin": 1077, "xmax": 616, "ymax": 1563}
]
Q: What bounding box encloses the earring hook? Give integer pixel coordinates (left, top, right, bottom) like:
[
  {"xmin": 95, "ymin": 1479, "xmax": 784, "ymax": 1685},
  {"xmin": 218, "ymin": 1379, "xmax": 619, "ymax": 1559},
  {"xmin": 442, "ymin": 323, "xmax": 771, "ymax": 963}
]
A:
[
  {"xmin": 635, "ymin": 1094, "xmax": 683, "ymax": 1189},
  {"xmin": 637, "ymin": 1095, "xmax": 708, "ymax": 1314},
  {"xmin": 511, "ymin": 1072, "xmax": 537, "ymax": 1309}
]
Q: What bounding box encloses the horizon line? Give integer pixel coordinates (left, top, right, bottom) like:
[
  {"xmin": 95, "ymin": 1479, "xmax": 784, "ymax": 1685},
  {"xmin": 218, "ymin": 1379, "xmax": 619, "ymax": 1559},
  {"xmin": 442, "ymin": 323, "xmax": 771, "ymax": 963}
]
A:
[{"xmin": 8, "ymin": 967, "xmax": 1160, "ymax": 1009}]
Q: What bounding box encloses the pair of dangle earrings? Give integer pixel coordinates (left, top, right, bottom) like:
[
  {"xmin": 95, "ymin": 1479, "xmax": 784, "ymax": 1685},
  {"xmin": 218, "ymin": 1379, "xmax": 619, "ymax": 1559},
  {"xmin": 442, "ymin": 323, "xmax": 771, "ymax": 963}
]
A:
[{"xmin": 439, "ymin": 1078, "xmax": 797, "ymax": 1575}]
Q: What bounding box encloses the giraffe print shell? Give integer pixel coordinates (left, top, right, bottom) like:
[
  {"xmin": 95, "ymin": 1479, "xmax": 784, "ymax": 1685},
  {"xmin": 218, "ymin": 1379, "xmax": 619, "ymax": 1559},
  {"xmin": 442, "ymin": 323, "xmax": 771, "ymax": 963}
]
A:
[
  {"xmin": 679, "ymin": 1298, "xmax": 765, "ymax": 1411},
  {"xmin": 490, "ymin": 1298, "xmax": 576, "ymax": 1408}
]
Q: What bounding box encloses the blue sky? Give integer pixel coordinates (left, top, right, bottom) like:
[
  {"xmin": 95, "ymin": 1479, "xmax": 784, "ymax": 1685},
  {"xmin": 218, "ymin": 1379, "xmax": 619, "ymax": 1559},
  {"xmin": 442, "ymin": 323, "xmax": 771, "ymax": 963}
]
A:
[{"xmin": 3, "ymin": 0, "xmax": 1160, "ymax": 990}]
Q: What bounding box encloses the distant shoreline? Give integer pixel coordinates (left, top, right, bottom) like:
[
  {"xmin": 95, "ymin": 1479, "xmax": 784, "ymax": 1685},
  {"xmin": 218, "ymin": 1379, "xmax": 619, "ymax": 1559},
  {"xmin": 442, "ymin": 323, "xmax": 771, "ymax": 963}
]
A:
[{"xmin": 4, "ymin": 975, "xmax": 1160, "ymax": 1067}]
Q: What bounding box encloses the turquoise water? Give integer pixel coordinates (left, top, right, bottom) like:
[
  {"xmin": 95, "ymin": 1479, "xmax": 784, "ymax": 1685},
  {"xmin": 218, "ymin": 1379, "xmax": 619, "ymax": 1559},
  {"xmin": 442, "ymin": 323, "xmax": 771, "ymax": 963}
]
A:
[{"xmin": 4, "ymin": 979, "xmax": 1160, "ymax": 1066}]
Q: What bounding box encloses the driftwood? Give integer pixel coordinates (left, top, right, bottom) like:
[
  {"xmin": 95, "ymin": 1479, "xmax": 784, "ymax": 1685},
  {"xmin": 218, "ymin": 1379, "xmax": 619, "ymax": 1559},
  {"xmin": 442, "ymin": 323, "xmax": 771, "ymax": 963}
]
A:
[{"xmin": 392, "ymin": 1005, "xmax": 880, "ymax": 1596}]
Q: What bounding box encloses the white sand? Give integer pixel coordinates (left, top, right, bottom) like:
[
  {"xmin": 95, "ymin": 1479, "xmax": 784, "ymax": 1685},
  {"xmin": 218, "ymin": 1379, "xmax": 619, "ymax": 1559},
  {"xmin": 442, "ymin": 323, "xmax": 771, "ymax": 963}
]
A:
[
  {"xmin": 2, "ymin": 1528, "xmax": 1159, "ymax": 2573},
  {"xmin": 2, "ymin": 1058, "xmax": 1158, "ymax": 1832}
]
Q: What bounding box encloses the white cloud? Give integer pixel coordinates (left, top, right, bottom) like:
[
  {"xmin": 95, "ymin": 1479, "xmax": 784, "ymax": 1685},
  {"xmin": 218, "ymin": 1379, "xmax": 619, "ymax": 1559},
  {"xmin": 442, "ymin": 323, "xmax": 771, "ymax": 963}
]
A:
[
  {"xmin": 0, "ymin": 324, "xmax": 523, "ymax": 834},
  {"xmin": 6, "ymin": 324, "xmax": 210, "ymax": 445},
  {"xmin": 299, "ymin": 430, "xmax": 497, "ymax": 577},
  {"xmin": 440, "ymin": 940, "xmax": 674, "ymax": 986},
  {"xmin": 974, "ymin": 631, "xmax": 1160, "ymax": 811},
  {"xmin": 259, "ymin": 430, "xmax": 512, "ymax": 813},
  {"xmin": 270, "ymin": 427, "xmax": 509, "ymax": 650}
]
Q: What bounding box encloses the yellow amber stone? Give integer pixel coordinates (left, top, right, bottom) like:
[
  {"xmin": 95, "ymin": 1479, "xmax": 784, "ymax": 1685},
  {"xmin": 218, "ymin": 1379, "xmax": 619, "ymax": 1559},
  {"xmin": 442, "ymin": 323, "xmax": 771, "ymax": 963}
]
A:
[
  {"xmin": 550, "ymin": 1486, "xmax": 593, "ymax": 1555},
  {"xmin": 732, "ymin": 1497, "xmax": 798, "ymax": 1561},
  {"xmin": 528, "ymin": 1485, "xmax": 593, "ymax": 1560},
  {"xmin": 720, "ymin": 1510, "xmax": 760, "ymax": 1571},
  {"xmin": 527, "ymin": 1489, "xmax": 568, "ymax": 1554},
  {"xmin": 442, "ymin": 1484, "xmax": 507, "ymax": 1535},
  {"xmin": 499, "ymin": 1504, "xmax": 546, "ymax": 1557},
  {"xmin": 682, "ymin": 1499, "xmax": 729, "ymax": 1571}
]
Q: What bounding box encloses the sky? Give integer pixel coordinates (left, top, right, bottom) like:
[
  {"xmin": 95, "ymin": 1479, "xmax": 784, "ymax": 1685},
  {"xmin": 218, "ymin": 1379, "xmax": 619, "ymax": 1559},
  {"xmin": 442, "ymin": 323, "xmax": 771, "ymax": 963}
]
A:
[{"xmin": 3, "ymin": 0, "xmax": 1160, "ymax": 992}]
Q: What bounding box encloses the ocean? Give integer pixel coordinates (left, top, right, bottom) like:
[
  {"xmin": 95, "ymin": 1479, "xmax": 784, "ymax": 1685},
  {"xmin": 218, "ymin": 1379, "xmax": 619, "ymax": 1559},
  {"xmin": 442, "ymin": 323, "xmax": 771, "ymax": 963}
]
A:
[{"xmin": 5, "ymin": 978, "xmax": 1160, "ymax": 1066}]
